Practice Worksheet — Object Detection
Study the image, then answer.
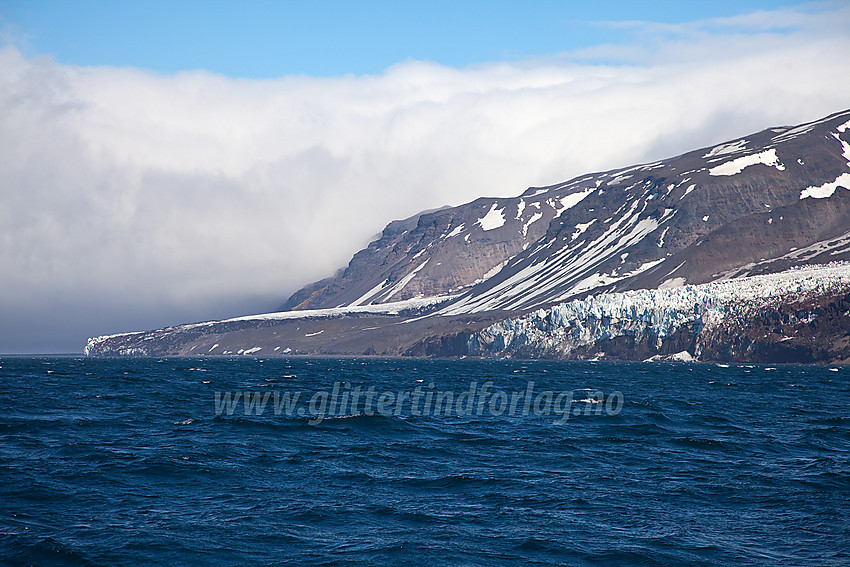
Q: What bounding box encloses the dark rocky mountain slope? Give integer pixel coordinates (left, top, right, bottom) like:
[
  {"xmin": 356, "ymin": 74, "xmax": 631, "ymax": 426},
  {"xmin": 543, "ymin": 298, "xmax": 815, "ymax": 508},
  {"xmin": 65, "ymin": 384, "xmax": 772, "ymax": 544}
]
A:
[
  {"xmin": 86, "ymin": 108, "xmax": 850, "ymax": 363},
  {"xmin": 289, "ymin": 109, "xmax": 850, "ymax": 314}
]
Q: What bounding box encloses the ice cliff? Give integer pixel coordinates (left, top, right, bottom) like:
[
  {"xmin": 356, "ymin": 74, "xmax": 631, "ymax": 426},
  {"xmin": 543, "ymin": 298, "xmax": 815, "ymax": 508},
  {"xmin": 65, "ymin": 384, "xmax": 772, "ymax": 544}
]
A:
[{"xmin": 468, "ymin": 263, "xmax": 850, "ymax": 361}]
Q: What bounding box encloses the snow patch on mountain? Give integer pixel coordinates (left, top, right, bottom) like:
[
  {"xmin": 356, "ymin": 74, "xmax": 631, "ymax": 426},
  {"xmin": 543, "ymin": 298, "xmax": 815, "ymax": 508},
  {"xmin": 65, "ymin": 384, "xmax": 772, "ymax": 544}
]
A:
[
  {"xmin": 703, "ymin": 139, "xmax": 748, "ymax": 159},
  {"xmin": 349, "ymin": 278, "xmax": 390, "ymax": 307},
  {"xmin": 572, "ymin": 219, "xmax": 596, "ymax": 241},
  {"xmin": 441, "ymin": 194, "xmax": 663, "ymax": 315},
  {"xmin": 383, "ymin": 259, "xmax": 429, "ymax": 300},
  {"xmin": 477, "ymin": 204, "xmax": 506, "ymax": 231},
  {"xmin": 475, "ymin": 261, "xmax": 510, "ymax": 284},
  {"xmin": 799, "ymin": 172, "xmax": 850, "ymax": 200},
  {"xmin": 657, "ymin": 227, "xmax": 670, "ymax": 248},
  {"xmin": 756, "ymin": 230, "xmax": 850, "ymax": 265},
  {"xmin": 832, "ymin": 132, "xmax": 850, "ymax": 163},
  {"xmin": 444, "ymin": 224, "xmax": 465, "ymax": 239},
  {"xmin": 708, "ymin": 148, "xmax": 785, "ymax": 176},
  {"xmin": 659, "ymin": 277, "xmax": 686, "ymax": 289},
  {"xmin": 522, "ymin": 212, "xmax": 543, "ymax": 237},
  {"xmin": 554, "ymin": 187, "xmax": 595, "ymax": 215},
  {"xmin": 568, "ymin": 259, "xmax": 665, "ymax": 297},
  {"xmin": 771, "ymin": 123, "xmax": 816, "ymax": 143}
]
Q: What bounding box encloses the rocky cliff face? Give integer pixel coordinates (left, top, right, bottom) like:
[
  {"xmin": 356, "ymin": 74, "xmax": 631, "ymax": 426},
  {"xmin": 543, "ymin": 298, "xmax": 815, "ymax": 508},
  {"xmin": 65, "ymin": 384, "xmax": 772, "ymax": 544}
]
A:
[
  {"xmin": 87, "ymin": 109, "xmax": 850, "ymax": 363},
  {"xmin": 289, "ymin": 109, "xmax": 850, "ymax": 315},
  {"xmin": 282, "ymin": 187, "xmax": 596, "ymax": 310},
  {"xmin": 441, "ymin": 109, "xmax": 850, "ymax": 314}
]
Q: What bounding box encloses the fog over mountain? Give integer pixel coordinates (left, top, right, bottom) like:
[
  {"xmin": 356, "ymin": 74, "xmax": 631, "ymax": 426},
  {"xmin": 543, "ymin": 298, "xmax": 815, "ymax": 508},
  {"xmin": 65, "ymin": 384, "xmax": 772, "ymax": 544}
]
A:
[{"xmin": 2, "ymin": 3, "xmax": 850, "ymax": 352}]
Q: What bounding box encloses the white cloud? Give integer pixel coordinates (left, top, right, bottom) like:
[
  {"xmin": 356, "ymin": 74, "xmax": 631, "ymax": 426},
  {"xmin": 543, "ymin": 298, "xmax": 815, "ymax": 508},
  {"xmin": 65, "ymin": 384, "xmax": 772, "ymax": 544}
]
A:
[{"xmin": 1, "ymin": 4, "xmax": 850, "ymax": 352}]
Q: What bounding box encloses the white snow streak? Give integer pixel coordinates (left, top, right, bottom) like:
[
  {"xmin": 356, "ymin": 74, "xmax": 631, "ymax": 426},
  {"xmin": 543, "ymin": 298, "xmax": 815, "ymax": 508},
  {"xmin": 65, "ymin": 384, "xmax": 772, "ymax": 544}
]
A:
[
  {"xmin": 383, "ymin": 259, "xmax": 429, "ymax": 300},
  {"xmin": 708, "ymin": 149, "xmax": 785, "ymax": 176},
  {"xmin": 799, "ymin": 172, "xmax": 850, "ymax": 200},
  {"xmin": 555, "ymin": 187, "xmax": 595, "ymax": 216},
  {"xmin": 657, "ymin": 227, "xmax": 669, "ymax": 248},
  {"xmin": 444, "ymin": 224, "xmax": 465, "ymax": 239},
  {"xmin": 349, "ymin": 278, "xmax": 389, "ymax": 307},
  {"xmin": 515, "ymin": 200, "xmax": 526, "ymax": 220},
  {"xmin": 571, "ymin": 219, "xmax": 596, "ymax": 241},
  {"xmin": 703, "ymin": 139, "xmax": 748, "ymax": 158},
  {"xmin": 522, "ymin": 212, "xmax": 543, "ymax": 237}
]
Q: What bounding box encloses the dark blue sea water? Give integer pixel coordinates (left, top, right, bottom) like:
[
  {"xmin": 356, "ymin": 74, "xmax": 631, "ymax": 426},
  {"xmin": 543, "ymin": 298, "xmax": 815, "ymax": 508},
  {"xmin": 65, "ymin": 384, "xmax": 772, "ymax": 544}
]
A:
[{"xmin": 1, "ymin": 357, "xmax": 848, "ymax": 566}]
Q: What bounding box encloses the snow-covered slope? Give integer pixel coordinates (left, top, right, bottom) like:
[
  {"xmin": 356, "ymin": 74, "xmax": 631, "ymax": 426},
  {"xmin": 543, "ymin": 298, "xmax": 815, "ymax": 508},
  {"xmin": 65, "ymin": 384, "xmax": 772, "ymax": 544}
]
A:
[
  {"xmin": 84, "ymin": 295, "xmax": 456, "ymax": 356},
  {"xmin": 282, "ymin": 185, "xmax": 600, "ymax": 311},
  {"xmin": 440, "ymin": 109, "xmax": 850, "ymax": 314},
  {"xmin": 287, "ymin": 109, "xmax": 850, "ymax": 316}
]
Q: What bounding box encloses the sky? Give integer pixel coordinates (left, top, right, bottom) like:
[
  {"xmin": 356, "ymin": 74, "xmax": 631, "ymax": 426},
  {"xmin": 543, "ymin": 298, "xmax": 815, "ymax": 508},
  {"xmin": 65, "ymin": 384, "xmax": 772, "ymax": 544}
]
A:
[{"xmin": 1, "ymin": 1, "xmax": 849, "ymax": 353}]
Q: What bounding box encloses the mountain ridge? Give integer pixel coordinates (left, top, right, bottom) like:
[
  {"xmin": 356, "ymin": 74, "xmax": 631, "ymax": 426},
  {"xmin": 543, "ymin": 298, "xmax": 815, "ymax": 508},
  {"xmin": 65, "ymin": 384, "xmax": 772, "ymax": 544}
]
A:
[
  {"xmin": 85, "ymin": 108, "xmax": 850, "ymax": 362},
  {"xmin": 285, "ymin": 108, "xmax": 850, "ymax": 315}
]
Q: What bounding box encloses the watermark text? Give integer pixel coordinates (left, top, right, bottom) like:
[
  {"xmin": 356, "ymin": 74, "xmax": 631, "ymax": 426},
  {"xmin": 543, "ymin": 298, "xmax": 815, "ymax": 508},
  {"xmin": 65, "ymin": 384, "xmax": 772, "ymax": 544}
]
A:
[{"xmin": 214, "ymin": 381, "xmax": 623, "ymax": 425}]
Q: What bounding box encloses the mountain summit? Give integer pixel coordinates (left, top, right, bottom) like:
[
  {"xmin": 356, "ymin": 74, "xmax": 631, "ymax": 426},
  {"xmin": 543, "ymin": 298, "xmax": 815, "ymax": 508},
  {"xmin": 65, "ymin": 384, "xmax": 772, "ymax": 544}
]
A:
[
  {"xmin": 288, "ymin": 108, "xmax": 850, "ymax": 313},
  {"xmin": 87, "ymin": 109, "xmax": 850, "ymax": 362}
]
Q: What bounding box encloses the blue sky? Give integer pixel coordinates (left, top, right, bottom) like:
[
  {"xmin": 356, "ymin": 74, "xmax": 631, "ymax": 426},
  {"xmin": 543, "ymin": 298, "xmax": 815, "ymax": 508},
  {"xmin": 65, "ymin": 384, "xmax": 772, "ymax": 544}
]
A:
[
  {"xmin": 1, "ymin": 1, "xmax": 849, "ymax": 353},
  {"xmin": 3, "ymin": 0, "xmax": 810, "ymax": 77}
]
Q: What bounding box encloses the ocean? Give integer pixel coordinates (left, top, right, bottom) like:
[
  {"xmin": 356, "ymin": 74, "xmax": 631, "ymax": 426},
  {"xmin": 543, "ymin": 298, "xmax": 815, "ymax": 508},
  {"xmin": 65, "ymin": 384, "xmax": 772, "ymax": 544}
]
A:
[{"xmin": 1, "ymin": 357, "xmax": 847, "ymax": 566}]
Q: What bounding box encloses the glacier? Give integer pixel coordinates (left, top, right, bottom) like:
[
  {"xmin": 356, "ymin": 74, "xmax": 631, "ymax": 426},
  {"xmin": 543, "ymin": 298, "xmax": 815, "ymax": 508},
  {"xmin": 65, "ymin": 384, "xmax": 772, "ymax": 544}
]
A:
[{"xmin": 468, "ymin": 262, "xmax": 850, "ymax": 360}]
